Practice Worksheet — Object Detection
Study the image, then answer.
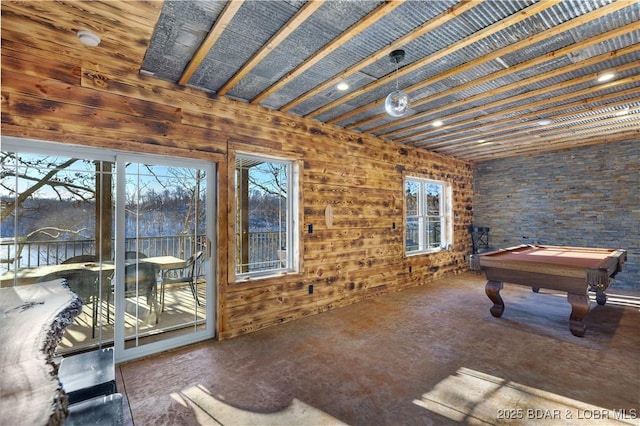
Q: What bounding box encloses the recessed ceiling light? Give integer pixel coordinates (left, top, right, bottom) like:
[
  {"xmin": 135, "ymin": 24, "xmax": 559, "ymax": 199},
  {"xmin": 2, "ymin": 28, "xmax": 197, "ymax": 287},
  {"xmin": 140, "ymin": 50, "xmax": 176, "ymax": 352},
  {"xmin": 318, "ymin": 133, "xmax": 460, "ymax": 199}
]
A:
[
  {"xmin": 432, "ymin": 120, "xmax": 444, "ymax": 127},
  {"xmin": 477, "ymin": 139, "xmax": 486, "ymax": 143},
  {"xmin": 495, "ymin": 57, "xmax": 510, "ymax": 69},
  {"xmin": 537, "ymin": 119, "xmax": 552, "ymax": 126},
  {"xmin": 336, "ymin": 82, "xmax": 349, "ymax": 91},
  {"xmin": 615, "ymin": 106, "xmax": 630, "ymax": 116},
  {"xmin": 77, "ymin": 30, "xmax": 101, "ymax": 47},
  {"xmin": 597, "ymin": 72, "xmax": 615, "ymax": 83}
]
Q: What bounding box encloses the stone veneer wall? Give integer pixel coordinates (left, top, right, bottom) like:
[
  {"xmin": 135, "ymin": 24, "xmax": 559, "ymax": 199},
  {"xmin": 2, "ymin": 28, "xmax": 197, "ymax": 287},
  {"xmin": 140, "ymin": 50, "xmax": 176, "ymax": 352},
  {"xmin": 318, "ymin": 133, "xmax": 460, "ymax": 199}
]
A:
[{"xmin": 473, "ymin": 139, "xmax": 639, "ymax": 292}]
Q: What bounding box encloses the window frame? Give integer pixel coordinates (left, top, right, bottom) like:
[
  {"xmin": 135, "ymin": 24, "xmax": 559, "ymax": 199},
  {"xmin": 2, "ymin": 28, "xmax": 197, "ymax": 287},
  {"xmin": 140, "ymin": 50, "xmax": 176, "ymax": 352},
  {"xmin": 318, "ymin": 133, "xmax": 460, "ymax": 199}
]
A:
[
  {"xmin": 233, "ymin": 152, "xmax": 300, "ymax": 281},
  {"xmin": 404, "ymin": 175, "xmax": 452, "ymax": 256}
]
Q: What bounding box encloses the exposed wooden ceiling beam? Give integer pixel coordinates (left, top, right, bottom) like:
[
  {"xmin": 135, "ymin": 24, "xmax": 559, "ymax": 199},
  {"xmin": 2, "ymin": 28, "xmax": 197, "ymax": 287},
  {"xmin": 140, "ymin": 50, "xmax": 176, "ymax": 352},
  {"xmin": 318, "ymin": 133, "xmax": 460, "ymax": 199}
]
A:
[
  {"xmin": 277, "ymin": 0, "xmax": 476, "ymax": 113},
  {"xmin": 416, "ymin": 85, "xmax": 640, "ymax": 147},
  {"xmin": 178, "ymin": 0, "xmax": 244, "ymax": 86},
  {"xmin": 252, "ymin": 0, "xmax": 405, "ymax": 106},
  {"xmin": 441, "ymin": 111, "xmax": 640, "ymax": 157},
  {"xmin": 465, "ymin": 120, "xmax": 640, "ymax": 158},
  {"xmin": 423, "ymin": 96, "xmax": 639, "ymax": 150},
  {"xmin": 308, "ymin": 0, "xmax": 560, "ymax": 120},
  {"xmin": 4, "ymin": 0, "xmax": 635, "ymax": 162},
  {"xmin": 218, "ymin": 0, "xmax": 324, "ymax": 96},
  {"xmin": 386, "ymin": 46, "xmax": 640, "ymax": 144},
  {"xmin": 451, "ymin": 123, "xmax": 640, "ymax": 159},
  {"xmin": 348, "ymin": 0, "xmax": 634, "ymax": 132},
  {"xmin": 393, "ymin": 65, "xmax": 640, "ymax": 146},
  {"xmin": 463, "ymin": 129, "xmax": 640, "ymax": 162}
]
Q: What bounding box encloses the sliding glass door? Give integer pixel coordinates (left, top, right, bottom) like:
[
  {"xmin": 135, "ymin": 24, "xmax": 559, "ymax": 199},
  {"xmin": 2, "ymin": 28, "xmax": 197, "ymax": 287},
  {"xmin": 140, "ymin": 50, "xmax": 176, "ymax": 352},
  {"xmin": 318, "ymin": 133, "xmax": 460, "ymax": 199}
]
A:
[
  {"xmin": 114, "ymin": 155, "xmax": 214, "ymax": 361},
  {"xmin": 1, "ymin": 137, "xmax": 215, "ymax": 362}
]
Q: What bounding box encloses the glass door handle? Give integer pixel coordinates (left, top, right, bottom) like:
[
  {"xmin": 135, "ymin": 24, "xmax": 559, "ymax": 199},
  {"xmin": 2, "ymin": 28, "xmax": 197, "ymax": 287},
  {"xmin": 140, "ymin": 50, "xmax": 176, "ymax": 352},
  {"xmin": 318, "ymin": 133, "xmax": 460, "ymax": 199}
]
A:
[{"xmin": 203, "ymin": 236, "xmax": 212, "ymax": 260}]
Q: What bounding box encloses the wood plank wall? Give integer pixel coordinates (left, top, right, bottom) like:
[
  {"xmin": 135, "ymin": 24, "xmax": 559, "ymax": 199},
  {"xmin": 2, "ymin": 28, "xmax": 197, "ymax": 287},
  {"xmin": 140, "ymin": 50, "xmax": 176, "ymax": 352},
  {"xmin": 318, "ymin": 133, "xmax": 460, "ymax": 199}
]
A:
[{"xmin": 1, "ymin": 4, "xmax": 474, "ymax": 340}]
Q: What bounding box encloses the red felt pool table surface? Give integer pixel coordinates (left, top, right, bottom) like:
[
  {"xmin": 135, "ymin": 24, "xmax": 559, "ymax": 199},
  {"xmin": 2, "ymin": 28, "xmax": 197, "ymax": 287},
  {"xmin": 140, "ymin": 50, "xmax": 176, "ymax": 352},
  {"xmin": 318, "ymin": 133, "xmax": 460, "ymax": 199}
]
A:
[
  {"xmin": 480, "ymin": 245, "xmax": 623, "ymax": 269},
  {"xmin": 473, "ymin": 244, "xmax": 627, "ymax": 337}
]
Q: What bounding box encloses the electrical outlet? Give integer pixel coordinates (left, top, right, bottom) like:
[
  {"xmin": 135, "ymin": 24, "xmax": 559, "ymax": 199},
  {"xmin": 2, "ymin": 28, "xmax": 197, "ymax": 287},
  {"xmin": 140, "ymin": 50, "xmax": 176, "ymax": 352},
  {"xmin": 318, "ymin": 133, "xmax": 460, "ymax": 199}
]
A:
[
  {"xmin": 308, "ymin": 224, "xmax": 313, "ymax": 233},
  {"xmin": 308, "ymin": 284, "xmax": 314, "ymax": 294}
]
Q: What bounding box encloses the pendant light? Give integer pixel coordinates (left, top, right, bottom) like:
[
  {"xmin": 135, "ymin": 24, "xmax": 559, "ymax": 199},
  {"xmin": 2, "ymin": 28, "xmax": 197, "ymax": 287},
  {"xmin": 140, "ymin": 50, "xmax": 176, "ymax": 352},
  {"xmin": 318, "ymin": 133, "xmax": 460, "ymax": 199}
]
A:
[{"xmin": 385, "ymin": 49, "xmax": 408, "ymax": 117}]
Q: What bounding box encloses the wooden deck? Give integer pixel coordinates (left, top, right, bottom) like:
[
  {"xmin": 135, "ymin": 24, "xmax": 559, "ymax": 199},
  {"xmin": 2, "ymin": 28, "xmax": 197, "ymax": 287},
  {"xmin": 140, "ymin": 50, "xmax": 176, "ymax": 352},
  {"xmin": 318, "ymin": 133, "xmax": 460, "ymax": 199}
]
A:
[{"xmin": 56, "ymin": 281, "xmax": 206, "ymax": 355}]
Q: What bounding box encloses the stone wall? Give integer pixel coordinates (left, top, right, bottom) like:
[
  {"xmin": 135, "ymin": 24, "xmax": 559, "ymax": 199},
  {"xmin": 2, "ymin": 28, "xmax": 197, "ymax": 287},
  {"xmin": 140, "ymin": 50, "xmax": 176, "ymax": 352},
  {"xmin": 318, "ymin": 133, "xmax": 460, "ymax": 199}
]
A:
[{"xmin": 473, "ymin": 139, "xmax": 639, "ymax": 292}]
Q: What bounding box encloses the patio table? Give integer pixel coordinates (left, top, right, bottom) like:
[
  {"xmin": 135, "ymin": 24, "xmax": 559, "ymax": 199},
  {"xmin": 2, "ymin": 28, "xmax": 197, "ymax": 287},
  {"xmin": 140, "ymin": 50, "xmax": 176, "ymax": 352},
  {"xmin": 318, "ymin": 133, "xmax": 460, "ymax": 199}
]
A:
[{"xmin": 0, "ymin": 256, "xmax": 186, "ymax": 287}]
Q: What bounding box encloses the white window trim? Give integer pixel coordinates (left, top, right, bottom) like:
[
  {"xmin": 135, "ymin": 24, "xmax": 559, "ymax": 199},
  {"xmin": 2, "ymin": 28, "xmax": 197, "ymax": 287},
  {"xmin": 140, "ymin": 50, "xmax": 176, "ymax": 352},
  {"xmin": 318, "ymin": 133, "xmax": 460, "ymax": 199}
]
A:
[
  {"xmin": 234, "ymin": 152, "xmax": 300, "ymax": 281},
  {"xmin": 405, "ymin": 176, "xmax": 452, "ymax": 256}
]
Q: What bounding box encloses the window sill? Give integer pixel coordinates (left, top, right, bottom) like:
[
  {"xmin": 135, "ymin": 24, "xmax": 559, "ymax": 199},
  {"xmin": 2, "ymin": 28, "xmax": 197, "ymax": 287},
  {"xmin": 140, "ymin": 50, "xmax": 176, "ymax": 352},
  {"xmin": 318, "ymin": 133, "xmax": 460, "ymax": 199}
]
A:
[
  {"xmin": 234, "ymin": 269, "xmax": 300, "ymax": 284},
  {"xmin": 405, "ymin": 246, "xmax": 450, "ymax": 257}
]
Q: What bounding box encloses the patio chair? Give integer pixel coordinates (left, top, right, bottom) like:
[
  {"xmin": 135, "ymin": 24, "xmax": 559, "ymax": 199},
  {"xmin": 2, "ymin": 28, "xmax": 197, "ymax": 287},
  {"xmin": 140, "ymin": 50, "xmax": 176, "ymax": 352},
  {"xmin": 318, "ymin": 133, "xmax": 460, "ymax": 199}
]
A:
[
  {"xmin": 62, "ymin": 254, "xmax": 98, "ymax": 264},
  {"xmin": 124, "ymin": 262, "xmax": 158, "ymax": 307},
  {"xmin": 160, "ymin": 251, "xmax": 203, "ymax": 310},
  {"xmin": 124, "ymin": 251, "xmax": 147, "ymax": 260},
  {"xmin": 106, "ymin": 260, "xmax": 159, "ymax": 324},
  {"xmin": 468, "ymin": 226, "xmax": 497, "ymax": 254},
  {"xmin": 37, "ymin": 269, "xmax": 102, "ymax": 338}
]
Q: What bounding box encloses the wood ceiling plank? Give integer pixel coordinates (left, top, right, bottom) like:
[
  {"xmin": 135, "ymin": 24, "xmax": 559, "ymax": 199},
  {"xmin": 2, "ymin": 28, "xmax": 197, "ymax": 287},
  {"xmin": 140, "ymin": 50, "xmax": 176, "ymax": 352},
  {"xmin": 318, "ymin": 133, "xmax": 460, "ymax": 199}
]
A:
[
  {"xmin": 56, "ymin": 0, "xmax": 161, "ymax": 35},
  {"xmin": 3, "ymin": 1, "xmax": 160, "ymax": 33},
  {"xmin": 178, "ymin": 0, "xmax": 245, "ymax": 86},
  {"xmin": 254, "ymin": 0, "xmax": 406, "ymax": 106},
  {"xmin": 1, "ymin": 2, "xmax": 158, "ymax": 70},
  {"xmin": 3, "ymin": 68, "xmax": 179, "ymax": 122},
  {"xmin": 1, "ymin": 44, "xmax": 81, "ymax": 84},
  {"xmin": 308, "ymin": 0, "xmax": 560, "ymax": 119},
  {"xmin": 2, "ymin": 1, "xmax": 159, "ymax": 47},
  {"xmin": 218, "ymin": 0, "xmax": 325, "ymax": 96}
]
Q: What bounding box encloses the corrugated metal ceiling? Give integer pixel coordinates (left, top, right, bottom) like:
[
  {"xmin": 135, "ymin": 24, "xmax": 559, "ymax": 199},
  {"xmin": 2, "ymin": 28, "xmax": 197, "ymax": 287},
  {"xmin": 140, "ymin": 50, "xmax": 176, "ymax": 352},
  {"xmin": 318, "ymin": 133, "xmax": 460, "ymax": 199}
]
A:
[{"xmin": 137, "ymin": 0, "xmax": 639, "ymax": 161}]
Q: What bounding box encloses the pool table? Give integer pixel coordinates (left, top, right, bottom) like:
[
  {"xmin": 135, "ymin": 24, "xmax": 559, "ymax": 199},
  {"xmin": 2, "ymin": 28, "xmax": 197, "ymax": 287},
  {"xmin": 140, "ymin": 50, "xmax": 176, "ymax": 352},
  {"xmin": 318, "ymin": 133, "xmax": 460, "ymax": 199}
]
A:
[{"xmin": 471, "ymin": 244, "xmax": 627, "ymax": 337}]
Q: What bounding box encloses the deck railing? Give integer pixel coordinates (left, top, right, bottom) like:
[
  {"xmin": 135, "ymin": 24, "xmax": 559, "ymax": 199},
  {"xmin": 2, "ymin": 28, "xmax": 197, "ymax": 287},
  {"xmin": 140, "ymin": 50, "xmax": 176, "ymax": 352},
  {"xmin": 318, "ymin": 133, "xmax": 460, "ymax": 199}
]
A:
[
  {"xmin": 237, "ymin": 231, "xmax": 286, "ymax": 274},
  {"xmin": 1, "ymin": 232, "xmax": 283, "ymax": 274},
  {"xmin": 0, "ymin": 235, "xmax": 203, "ymax": 273}
]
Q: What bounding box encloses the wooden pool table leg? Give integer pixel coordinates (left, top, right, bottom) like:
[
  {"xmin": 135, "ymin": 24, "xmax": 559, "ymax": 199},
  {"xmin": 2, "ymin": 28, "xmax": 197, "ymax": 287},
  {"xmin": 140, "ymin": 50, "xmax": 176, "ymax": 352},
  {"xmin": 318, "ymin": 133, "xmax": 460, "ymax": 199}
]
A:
[
  {"xmin": 567, "ymin": 292, "xmax": 590, "ymax": 337},
  {"xmin": 595, "ymin": 288, "xmax": 607, "ymax": 306},
  {"xmin": 485, "ymin": 280, "xmax": 504, "ymax": 317}
]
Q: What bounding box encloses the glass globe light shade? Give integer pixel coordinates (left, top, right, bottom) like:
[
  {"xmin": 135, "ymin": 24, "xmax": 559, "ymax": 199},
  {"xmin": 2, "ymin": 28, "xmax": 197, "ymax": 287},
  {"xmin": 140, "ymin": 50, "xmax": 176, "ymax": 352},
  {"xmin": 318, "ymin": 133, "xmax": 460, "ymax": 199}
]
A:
[{"xmin": 385, "ymin": 90, "xmax": 408, "ymax": 117}]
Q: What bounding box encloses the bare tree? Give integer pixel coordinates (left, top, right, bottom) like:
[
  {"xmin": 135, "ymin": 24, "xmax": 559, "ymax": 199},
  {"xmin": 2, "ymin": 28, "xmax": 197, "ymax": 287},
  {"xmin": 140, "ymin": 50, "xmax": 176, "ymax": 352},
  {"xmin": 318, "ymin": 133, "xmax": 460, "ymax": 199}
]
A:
[
  {"xmin": 0, "ymin": 152, "xmax": 93, "ymax": 221},
  {"xmin": 1, "ymin": 152, "xmax": 99, "ymax": 266}
]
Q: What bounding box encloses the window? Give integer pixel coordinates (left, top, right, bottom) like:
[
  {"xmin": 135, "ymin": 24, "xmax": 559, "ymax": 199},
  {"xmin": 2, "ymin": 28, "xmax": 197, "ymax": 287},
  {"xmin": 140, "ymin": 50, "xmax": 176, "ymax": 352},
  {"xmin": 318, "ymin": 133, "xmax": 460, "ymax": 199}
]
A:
[
  {"xmin": 405, "ymin": 177, "xmax": 451, "ymax": 254},
  {"xmin": 235, "ymin": 154, "xmax": 298, "ymax": 279}
]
